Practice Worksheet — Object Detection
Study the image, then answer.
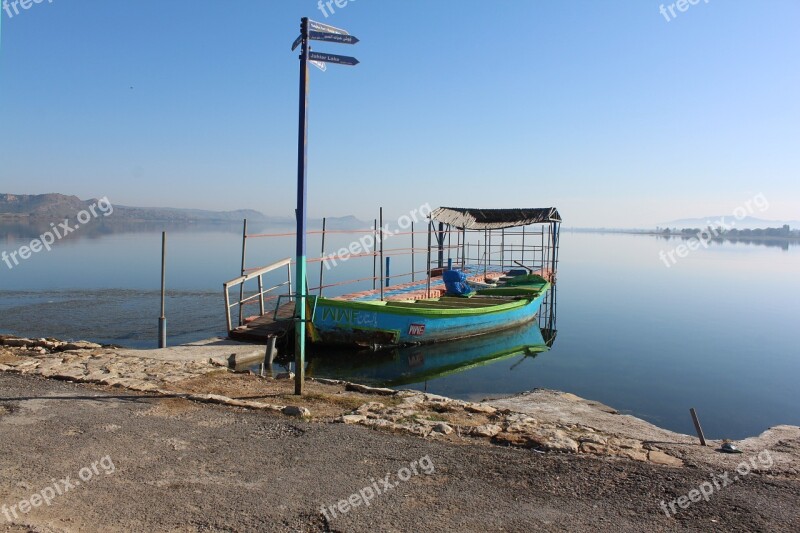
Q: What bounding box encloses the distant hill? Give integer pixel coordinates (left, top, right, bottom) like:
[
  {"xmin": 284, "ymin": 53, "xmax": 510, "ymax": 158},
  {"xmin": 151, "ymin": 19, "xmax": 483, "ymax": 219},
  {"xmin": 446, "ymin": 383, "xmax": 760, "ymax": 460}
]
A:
[
  {"xmin": 660, "ymin": 216, "xmax": 799, "ymax": 230},
  {"xmin": 0, "ymin": 193, "xmax": 368, "ymax": 229},
  {"xmin": 0, "ymin": 193, "xmax": 267, "ymax": 222}
]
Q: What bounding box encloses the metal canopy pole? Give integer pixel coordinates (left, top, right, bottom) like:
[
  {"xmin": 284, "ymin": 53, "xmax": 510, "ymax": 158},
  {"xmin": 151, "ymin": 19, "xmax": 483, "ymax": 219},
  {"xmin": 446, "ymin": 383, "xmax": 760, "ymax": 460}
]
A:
[
  {"xmin": 426, "ymin": 221, "xmax": 432, "ymax": 298},
  {"xmin": 411, "ymin": 221, "xmax": 415, "ymax": 282},
  {"xmin": 373, "ymin": 218, "xmax": 377, "ymax": 290},
  {"xmin": 318, "ymin": 217, "xmax": 326, "ymax": 296},
  {"xmin": 437, "ymin": 222, "xmax": 445, "ymax": 269},
  {"xmin": 501, "ymin": 228, "xmax": 505, "ymax": 271},
  {"xmin": 461, "ymin": 227, "xmax": 466, "ymax": 269}
]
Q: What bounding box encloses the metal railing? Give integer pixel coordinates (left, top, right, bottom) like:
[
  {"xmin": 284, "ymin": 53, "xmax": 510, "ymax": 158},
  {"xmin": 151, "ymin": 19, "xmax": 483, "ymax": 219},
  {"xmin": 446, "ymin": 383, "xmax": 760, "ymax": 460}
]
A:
[{"xmin": 223, "ymin": 257, "xmax": 293, "ymax": 332}]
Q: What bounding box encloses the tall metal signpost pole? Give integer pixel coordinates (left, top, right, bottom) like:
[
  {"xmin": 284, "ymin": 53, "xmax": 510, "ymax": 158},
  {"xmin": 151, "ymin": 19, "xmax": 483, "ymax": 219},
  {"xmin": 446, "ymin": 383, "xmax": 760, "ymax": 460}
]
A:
[{"xmin": 292, "ymin": 17, "xmax": 359, "ymax": 395}]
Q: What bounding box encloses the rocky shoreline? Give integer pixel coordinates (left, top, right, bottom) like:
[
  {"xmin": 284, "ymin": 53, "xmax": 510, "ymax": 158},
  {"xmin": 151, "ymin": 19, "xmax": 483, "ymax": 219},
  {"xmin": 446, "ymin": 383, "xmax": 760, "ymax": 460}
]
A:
[{"xmin": 1, "ymin": 334, "xmax": 798, "ymax": 477}]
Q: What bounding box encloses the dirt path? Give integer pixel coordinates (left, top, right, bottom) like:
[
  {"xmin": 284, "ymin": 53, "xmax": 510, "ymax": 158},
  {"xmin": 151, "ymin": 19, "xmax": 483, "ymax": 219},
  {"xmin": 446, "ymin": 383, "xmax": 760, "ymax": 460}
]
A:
[{"xmin": 1, "ymin": 373, "xmax": 798, "ymax": 532}]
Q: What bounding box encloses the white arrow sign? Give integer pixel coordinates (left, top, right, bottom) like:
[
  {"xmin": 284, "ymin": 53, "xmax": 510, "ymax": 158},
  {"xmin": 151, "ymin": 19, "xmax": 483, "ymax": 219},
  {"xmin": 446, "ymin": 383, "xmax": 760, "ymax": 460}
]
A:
[{"xmin": 309, "ymin": 19, "xmax": 349, "ymax": 36}]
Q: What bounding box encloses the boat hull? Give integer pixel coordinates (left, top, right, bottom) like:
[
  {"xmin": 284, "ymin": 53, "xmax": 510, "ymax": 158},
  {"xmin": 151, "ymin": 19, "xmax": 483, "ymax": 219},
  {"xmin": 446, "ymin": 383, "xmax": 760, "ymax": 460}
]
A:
[{"xmin": 309, "ymin": 283, "xmax": 551, "ymax": 348}]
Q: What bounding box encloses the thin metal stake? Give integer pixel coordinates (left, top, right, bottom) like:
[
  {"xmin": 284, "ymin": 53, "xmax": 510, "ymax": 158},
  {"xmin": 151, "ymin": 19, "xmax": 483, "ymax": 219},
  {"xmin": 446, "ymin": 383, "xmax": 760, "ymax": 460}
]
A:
[
  {"xmin": 239, "ymin": 219, "xmax": 248, "ymax": 326},
  {"xmin": 689, "ymin": 408, "xmax": 707, "ymax": 446},
  {"xmin": 158, "ymin": 231, "xmax": 167, "ymax": 348}
]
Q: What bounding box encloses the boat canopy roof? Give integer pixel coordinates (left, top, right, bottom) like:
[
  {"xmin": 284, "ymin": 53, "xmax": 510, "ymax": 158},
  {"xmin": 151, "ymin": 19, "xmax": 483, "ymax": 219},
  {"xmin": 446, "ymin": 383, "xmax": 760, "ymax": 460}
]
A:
[{"xmin": 430, "ymin": 207, "xmax": 561, "ymax": 230}]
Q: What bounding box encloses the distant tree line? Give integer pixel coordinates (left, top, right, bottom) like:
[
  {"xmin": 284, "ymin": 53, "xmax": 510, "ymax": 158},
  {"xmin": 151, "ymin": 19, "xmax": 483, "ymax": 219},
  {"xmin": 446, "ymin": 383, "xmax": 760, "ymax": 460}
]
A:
[{"xmin": 654, "ymin": 225, "xmax": 799, "ymax": 239}]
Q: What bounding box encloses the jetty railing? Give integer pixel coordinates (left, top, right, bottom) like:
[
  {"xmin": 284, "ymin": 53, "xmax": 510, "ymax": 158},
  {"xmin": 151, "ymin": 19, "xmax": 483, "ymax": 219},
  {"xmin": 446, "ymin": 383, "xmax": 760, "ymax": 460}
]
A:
[{"xmin": 223, "ymin": 257, "xmax": 292, "ymax": 332}]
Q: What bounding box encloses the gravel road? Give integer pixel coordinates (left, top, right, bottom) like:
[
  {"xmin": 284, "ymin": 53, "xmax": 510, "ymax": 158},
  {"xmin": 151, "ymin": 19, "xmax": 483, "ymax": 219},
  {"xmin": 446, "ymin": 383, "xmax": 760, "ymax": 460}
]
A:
[{"xmin": 1, "ymin": 373, "xmax": 797, "ymax": 532}]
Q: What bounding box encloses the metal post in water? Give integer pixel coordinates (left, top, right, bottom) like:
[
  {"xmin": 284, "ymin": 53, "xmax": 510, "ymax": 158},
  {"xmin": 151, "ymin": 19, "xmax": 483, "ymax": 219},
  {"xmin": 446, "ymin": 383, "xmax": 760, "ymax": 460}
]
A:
[
  {"xmin": 373, "ymin": 218, "xmax": 377, "ymax": 290},
  {"xmin": 262, "ymin": 335, "xmax": 277, "ymax": 377},
  {"xmin": 385, "ymin": 257, "xmax": 390, "ymax": 287},
  {"xmin": 158, "ymin": 231, "xmax": 167, "ymax": 348},
  {"xmin": 379, "ymin": 207, "xmax": 384, "ymax": 301},
  {"xmin": 239, "ymin": 219, "xmax": 248, "ymax": 326},
  {"xmin": 294, "ymin": 17, "xmax": 310, "ymax": 396}
]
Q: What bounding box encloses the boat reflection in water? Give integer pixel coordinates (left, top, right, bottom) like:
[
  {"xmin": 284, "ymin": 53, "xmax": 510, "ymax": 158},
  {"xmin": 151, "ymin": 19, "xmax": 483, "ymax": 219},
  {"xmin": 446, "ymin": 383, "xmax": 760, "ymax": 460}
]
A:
[{"xmin": 307, "ymin": 287, "xmax": 557, "ymax": 388}]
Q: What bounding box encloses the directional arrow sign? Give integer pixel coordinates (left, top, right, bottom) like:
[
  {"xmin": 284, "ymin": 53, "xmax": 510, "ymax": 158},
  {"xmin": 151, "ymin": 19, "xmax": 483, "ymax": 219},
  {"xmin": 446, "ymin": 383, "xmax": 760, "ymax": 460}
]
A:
[
  {"xmin": 291, "ymin": 34, "xmax": 302, "ymax": 51},
  {"xmin": 308, "ymin": 51, "xmax": 359, "ymax": 66},
  {"xmin": 309, "ymin": 19, "xmax": 349, "ymax": 35},
  {"xmin": 309, "ymin": 31, "xmax": 359, "ymax": 45}
]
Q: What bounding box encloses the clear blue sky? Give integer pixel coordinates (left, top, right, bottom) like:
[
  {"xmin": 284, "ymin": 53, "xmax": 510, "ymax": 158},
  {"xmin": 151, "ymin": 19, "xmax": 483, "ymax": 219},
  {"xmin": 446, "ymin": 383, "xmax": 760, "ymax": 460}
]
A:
[{"xmin": 1, "ymin": 0, "xmax": 798, "ymax": 227}]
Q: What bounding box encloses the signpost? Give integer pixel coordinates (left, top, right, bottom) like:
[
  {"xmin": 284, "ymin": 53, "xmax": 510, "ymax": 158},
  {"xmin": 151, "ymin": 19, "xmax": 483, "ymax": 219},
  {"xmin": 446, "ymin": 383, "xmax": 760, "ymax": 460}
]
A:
[
  {"xmin": 308, "ymin": 20, "xmax": 350, "ymax": 35},
  {"xmin": 292, "ymin": 17, "xmax": 359, "ymax": 395},
  {"xmin": 309, "ymin": 31, "xmax": 360, "ymax": 45},
  {"xmin": 308, "ymin": 51, "xmax": 359, "ymax": 66}
]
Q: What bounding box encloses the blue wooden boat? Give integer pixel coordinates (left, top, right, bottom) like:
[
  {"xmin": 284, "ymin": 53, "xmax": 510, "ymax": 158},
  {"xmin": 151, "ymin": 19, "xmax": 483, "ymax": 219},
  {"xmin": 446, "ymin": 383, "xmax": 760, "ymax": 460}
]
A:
[{"xmin": 308, "ymin": 278, "xmax": 550, "ymax": 348}]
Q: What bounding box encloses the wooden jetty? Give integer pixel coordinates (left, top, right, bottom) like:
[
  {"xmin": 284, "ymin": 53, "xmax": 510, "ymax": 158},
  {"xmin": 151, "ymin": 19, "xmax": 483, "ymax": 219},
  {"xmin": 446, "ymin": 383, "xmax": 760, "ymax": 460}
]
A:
[
  {"xmin": 228, "ymin": 301, "xmax": 295, "ymax": 343},
  {"xmin": 224, "ymin": 258, "xmax": 295, "ymax": 343}
]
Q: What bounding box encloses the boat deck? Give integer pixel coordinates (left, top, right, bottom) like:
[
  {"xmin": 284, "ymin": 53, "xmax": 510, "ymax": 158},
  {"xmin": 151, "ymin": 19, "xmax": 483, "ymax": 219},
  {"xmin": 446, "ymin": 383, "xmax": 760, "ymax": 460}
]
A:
[
  {"xmin": 333, "ymin": 264, "xmax": 508, "ymax": 302},
  {"xmin": 334, "ymin": 264, "xmax": 553, "ymax": 302}
]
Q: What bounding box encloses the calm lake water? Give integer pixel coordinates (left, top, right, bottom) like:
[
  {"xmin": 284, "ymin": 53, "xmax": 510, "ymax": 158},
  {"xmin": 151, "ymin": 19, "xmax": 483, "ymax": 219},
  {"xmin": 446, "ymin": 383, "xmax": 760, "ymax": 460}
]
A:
[{"xmin": 1, "ymin": 221, "xmax": 798, "ymax": 440}]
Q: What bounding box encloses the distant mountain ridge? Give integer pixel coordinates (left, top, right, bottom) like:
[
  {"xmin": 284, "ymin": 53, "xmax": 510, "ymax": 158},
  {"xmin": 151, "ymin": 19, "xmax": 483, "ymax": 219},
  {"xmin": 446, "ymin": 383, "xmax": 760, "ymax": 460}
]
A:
[
  {"xmin": 0, "ymin": 193, "xmax": 268, "ymax": 222},
  {"xmin": 0, "ymin": 193, "xmax": 367, "ymax": 229}
]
